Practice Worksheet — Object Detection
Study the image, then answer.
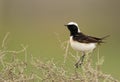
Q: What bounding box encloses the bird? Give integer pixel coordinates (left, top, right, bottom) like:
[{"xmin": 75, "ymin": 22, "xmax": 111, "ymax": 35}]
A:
[{"xmin": 64, "ymin": 22, "xmax": 109, "ymax": 68}]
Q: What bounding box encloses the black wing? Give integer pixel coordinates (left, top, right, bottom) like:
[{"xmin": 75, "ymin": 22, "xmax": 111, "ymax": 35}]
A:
[{"xmin": 73, "ymin": 32, "xmax": 103, "ymax": 43}]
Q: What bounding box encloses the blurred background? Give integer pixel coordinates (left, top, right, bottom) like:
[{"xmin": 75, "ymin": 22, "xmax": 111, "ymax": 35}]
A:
[{"xmin": 0, "ymin": 0, "xmax": 120, "ymax": 80}]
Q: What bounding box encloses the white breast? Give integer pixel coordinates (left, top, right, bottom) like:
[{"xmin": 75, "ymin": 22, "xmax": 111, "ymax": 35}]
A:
[{"xmin": 70, "ymin": 36, "xmax": 96, "ymax": 54}]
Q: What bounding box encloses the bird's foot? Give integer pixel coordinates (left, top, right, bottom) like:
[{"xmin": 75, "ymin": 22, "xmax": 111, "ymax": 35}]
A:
[{"xmin": 75, "ymin": 61, "xmax": 83, "ymax": 68}]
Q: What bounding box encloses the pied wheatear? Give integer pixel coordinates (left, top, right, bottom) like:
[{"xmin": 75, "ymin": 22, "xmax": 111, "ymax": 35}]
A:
[{"xmin": 65, "ymin": 22, "xmax": 109, "ymax": 68}]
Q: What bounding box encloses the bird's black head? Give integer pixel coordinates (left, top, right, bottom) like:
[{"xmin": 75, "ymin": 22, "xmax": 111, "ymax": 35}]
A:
[{"xmin": 65, "ymin": 22, "xmax": 80, "ymax": 36}]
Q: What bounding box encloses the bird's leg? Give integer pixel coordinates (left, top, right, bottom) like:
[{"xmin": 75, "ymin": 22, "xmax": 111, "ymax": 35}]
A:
[
  {"xmin": 79, "ymin": 52, "xmax": 85, "ymax": 65},
  {"xmin": 75, "ymin": 52, "xmax": 85, "ymax": 68},
  {"xmin": 75, "ymin": 58, "xmax": 81, "ymax": 68}
]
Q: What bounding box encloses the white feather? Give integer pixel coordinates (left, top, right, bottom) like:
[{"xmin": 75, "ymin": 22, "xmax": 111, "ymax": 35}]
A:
[{"xmin": 70, "ymin": 36, "xmax": 96, "ymax": 54}]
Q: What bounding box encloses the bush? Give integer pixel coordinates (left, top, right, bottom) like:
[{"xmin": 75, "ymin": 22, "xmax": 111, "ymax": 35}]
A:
[{"xmin": 0, "ymin": 33, "xmax": 118, "ymax": 82}]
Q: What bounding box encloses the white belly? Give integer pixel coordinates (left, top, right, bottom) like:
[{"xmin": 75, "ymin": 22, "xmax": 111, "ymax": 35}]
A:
[{"xmin": 70, "ymin": 36, "xmax": 96, "ymax": 53}]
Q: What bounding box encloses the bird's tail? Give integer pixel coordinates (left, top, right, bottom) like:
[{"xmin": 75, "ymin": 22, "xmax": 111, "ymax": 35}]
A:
[
  {"xmin": 98, "ymin": 35, "xmax": 110, "ymax": 44},
  {"xmin": 101, "ymin": 35, "xmax": 110, "ymax": 40}
]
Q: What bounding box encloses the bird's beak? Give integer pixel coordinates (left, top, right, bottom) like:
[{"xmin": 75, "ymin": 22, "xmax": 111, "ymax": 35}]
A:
[{"xmin": 64, "ymin": 24, "xmax": 68, "ymax": 26}]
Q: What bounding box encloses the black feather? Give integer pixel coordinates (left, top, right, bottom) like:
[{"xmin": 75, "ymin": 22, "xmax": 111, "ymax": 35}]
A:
[{"xmin": 73, "ymin": 32, "xmax": 109, "ymax": 44}]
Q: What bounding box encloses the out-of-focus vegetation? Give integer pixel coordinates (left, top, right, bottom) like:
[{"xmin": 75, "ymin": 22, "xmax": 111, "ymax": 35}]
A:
[{"xmin": 0, "ymin": 34, "xmax": 118, "ymax": 82}]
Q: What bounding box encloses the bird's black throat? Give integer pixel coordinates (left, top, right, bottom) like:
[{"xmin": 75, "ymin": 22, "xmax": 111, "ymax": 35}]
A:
[{"xmin": 66, "ymin": 25, "xmax": 79, "ymax": 36}]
